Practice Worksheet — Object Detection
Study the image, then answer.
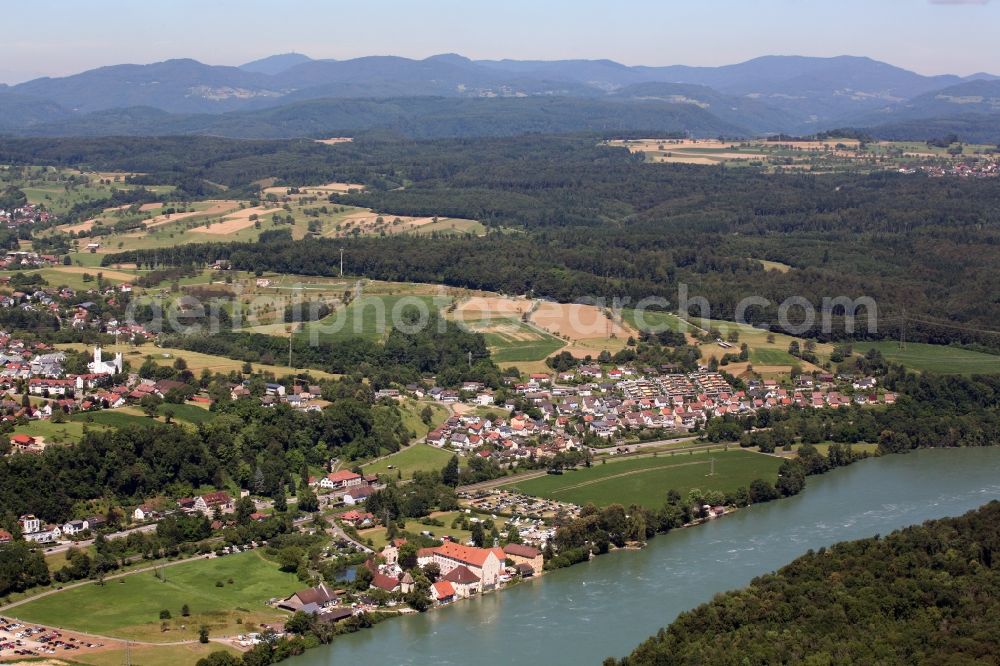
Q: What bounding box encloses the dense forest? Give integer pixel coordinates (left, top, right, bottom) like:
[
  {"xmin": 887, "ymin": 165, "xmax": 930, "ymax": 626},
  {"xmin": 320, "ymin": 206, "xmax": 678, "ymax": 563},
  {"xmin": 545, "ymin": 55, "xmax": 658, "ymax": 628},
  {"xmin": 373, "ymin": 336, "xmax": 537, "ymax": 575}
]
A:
[
  {"xmin": 155, "ymin": 310, "xmax": 499, "ymax": 388},
  {"xmin": 612, "ymin": 501, "xmax": 1000, "ymax": 665},
  {"xmin": 0, "ymin": 379, "xmax": 412, "ymax": 525}
]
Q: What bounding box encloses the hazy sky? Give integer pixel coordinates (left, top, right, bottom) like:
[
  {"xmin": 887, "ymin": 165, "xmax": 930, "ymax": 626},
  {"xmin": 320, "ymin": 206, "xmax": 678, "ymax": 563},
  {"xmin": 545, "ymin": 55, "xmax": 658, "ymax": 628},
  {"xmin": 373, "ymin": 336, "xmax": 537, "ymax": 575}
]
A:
[{"xmin": 2, "ymin": 0, "xmax": 997, "ymax": 84}]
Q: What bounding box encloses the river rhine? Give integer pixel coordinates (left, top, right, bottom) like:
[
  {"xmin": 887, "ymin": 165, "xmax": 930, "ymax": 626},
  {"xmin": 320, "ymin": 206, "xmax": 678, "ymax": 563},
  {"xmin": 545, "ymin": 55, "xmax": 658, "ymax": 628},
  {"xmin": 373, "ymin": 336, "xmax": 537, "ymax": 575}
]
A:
[{"xmin": 289, "ymin": 447, "xmax": 1000, "ymax": 665}]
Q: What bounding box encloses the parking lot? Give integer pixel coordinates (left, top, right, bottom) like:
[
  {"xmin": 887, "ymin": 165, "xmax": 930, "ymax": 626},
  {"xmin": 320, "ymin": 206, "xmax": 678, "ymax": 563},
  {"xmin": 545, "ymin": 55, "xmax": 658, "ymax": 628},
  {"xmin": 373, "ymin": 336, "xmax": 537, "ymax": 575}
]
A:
[{"xmin": 0, "ymin": 617, "xmax": 109, "ymax": 660}]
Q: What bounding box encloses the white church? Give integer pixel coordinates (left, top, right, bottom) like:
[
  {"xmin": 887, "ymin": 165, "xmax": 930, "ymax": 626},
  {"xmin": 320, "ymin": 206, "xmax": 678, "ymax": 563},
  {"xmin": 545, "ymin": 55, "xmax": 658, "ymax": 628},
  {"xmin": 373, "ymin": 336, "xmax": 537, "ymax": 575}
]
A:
[{"xmin": 88, "ymin": 346, "xmax": 124, "ymax": 375}]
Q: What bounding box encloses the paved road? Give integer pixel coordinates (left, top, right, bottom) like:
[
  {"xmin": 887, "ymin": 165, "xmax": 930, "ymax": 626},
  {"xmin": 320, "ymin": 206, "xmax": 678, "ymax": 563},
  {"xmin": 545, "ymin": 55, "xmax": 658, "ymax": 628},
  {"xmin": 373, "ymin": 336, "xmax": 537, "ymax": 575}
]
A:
[{"xmin": 324, "ymin": 516, "xmax": 373, "ymax": 553}]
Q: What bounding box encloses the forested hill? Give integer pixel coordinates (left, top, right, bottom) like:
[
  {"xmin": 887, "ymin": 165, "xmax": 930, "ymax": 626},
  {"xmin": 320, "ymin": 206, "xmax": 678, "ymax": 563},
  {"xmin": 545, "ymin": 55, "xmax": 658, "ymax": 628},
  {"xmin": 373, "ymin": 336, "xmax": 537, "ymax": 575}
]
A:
[{"xmin": 611, "ymin": 501, "xmax": 1000, "ymax": 665}]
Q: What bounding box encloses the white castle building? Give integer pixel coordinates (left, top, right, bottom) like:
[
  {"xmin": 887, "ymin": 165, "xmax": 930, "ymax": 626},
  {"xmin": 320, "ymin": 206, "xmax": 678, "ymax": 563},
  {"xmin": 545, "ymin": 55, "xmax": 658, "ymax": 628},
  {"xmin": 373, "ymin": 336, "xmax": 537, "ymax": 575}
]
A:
[{"xmin": 88, "ymin": 346, "xmax": 123, "ymax": 375}]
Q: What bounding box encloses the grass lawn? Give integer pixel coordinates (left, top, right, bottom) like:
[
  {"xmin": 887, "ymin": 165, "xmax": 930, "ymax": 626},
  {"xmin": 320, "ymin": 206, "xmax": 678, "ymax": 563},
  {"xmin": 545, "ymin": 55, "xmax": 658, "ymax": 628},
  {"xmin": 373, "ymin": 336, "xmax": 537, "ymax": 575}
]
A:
[
  {"xmin": 75, "ymin": 643, "xmax": 242, "ymax": 666},
  {"xmin": 622, "ymin": 309, "xmax": 697, "ymax": 335},
  {"xmin": 71, "ymin": 409, "xmax": 154, "ymax": 430},
  {"xmin": 398, "ymin": 399, "xmax": 448, "ymax": 437},
  {"xmin": 11, "ymin": 418, "xmax": 90, "ymax": 445},
  {"xmin": 362, "ymin": 443, "xmax": 456, "ymax": 480},
  {"xmin": 302, "ymin": 294, "xmax": 447, "ymax": 343},
  {"xmin": 157, "ymin": 403, "xmax": 213, "ymax": 425},
  {"xmin": 750, "ymin": 347, "xmax": 798, "ymax": 365},
  {"xmin": 506, "ymin": 449, "xmax": 781, "ymax": 509},
  {"xmin": 854, "ymin": 341, "xmax": 1000, "ymax": 375},
  {"xmin": 11, "ymin": 551, "xmax": 300, "ymax": 642}
]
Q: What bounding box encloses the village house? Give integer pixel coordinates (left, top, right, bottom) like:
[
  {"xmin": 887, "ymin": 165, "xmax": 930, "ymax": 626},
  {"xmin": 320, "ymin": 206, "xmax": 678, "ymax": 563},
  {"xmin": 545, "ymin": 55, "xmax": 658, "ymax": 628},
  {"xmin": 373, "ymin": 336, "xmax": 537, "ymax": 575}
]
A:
[
  {"xmin": 441, "ymin": 565, "xmax": 482, "ymax": 598},
  {"xmin": 194, "ymin": 491, "xmax": 233, "ymax": 514},
  {"xmin": 61, "ymin": 519, "xmax": 89, "ymax": 536},
  {"xmin": 503, "ymin": 543, "xmax": 544, "ymax": 574},
  {"xmin": 318, "ymin": 470, "xmax": 363, "ymax": 491},
  {"xmin": 278, "ymin": 582, "xmax": 339, "ymax": 613},
  {"xmin": 431, "ymin": 580, "xmax": 456, "ymax": 603}
]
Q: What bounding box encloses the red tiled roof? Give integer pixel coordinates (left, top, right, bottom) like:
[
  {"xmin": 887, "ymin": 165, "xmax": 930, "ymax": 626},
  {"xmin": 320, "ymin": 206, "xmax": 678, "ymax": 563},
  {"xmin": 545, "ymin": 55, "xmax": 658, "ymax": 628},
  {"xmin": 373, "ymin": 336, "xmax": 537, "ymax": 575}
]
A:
[
  {"xmin": 432, "ymin": 581, "xmax": 455, "ymax": 598},
  {"xmin": 371, "ymin": 573, "xmax": 400, "ymax": 591},
  {"xmin": 433, "ymin": 542, "xmax": 498, "ymax": 568},
  {"xmin": 326, "ymin": 470, "xmax": 361, "ymax": 483}
]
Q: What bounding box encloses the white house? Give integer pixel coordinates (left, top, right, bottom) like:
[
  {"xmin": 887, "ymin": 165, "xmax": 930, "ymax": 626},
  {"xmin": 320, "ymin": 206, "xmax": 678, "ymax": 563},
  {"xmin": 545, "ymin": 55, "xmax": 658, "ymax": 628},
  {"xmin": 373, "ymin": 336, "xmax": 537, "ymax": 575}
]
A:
[
  {"xmin": 20, "ymin": 514, "xmax": 40, "ymax": 534},
  {"xmin": 62, "ymin": 519, "xmax": 90, "ymax": 536},
  {"xmin": 318, "ymin": 470, "xmax": 362, "ymax": 490}
]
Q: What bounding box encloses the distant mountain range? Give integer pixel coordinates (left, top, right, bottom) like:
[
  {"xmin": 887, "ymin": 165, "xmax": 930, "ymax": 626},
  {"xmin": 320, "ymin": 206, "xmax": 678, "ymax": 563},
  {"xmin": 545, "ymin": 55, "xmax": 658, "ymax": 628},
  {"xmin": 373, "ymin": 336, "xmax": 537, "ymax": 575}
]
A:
[{"xmin": 1, "ymin": 53, "xmax": 998, "ymax": 141}]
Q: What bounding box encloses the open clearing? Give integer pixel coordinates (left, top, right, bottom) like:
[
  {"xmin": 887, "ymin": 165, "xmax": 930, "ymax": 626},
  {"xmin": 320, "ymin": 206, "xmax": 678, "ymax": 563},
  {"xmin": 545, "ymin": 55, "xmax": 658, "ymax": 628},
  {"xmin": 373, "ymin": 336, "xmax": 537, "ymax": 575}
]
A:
[
  {"xmin": 505, "ymin": 449, "xmax": 781, "ymax": 509},
  {"xmin": 10, "ymin": 551, "xmax": 299, "ymax": 642},
  {"xmin": 854, "ymin": 341, "xmax": 1000, "ymax": 375},
  {"xmin": 362, "ymin": 443, "xmax": 456, "ymax": 480},
  {"xmin": 301, "ymin": 294, "xmax": 447, "ymax": 343}
]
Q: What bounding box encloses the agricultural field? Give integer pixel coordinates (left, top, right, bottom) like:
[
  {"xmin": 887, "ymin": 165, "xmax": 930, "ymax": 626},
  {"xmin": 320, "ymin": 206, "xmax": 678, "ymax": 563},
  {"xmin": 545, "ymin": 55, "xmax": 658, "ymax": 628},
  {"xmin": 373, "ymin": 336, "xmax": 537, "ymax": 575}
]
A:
[
  {"xmin": 853, "ymin": 341, "xmax": 1000, "ymax": 375},
  {"xmin": 10, "ymin": 551, "xmax": 301, "ymax": 642},
  {"xmin": 505, "ymin": 449, "xmax": 782, "ymax": 509},
  {"xmin": 361, "ymin": 443, "xmax": 457, "ymax": 480},
  {"xmin": 467, "ymin": 317, "xmax": 565, "ymax": 363},
  {"xmin": 528, "ymin": 301, "xmax": 634, "ymax": 359},
  {"xmin": 609, "ymin": 138, "xmax": 865, "ymax": 170}
]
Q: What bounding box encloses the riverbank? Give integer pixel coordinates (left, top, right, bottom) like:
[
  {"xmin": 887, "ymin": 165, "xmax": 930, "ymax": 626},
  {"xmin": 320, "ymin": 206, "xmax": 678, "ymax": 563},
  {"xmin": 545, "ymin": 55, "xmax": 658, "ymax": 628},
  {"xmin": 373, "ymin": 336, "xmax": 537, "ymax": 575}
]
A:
[{"xmin": 282, "ymin": 447, "xmax": 1000, "ymax": 665}]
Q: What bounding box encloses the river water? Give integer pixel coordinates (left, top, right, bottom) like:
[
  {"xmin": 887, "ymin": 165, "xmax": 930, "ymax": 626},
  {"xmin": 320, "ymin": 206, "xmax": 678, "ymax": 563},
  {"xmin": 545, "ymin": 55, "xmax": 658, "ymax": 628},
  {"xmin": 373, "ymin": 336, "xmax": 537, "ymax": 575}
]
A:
[{"xmin": 289, "ymin": 448, "xmax": 1000, "ymax": 665}]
